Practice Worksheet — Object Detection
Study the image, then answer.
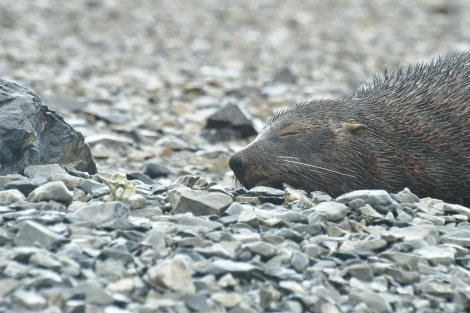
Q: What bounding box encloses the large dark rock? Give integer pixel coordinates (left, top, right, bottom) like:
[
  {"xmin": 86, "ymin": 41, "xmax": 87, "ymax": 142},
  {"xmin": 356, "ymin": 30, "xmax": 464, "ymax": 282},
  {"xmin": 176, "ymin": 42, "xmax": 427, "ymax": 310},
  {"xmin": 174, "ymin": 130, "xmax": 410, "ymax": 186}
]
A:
[
  {"xmin": 0, "ymin": 79, "xmax": 97, "ymax": 175},
  {"xmin": 203, "ymin": 103, "xmax": 258, "ymax": 142}
]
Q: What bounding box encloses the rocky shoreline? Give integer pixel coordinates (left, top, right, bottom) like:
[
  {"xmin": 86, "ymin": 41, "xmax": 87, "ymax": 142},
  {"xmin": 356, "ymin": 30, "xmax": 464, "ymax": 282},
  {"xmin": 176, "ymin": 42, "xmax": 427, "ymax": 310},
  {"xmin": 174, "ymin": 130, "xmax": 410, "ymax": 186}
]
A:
[
  {"xmin": 2, "ymin": 1, "xmax": 470, "ymax": 312},
  {"xmin": 1, "ymin": 165, "xmax": 470, "ymax": 312}
]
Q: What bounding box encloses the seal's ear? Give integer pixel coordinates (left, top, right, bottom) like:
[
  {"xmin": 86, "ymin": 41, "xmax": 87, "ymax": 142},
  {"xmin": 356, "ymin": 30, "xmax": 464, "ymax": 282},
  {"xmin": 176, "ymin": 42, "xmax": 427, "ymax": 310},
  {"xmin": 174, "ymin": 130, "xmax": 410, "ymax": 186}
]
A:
[{"xmin": 342, "ymin": 122, "xmax": 368, "ymax": 135}]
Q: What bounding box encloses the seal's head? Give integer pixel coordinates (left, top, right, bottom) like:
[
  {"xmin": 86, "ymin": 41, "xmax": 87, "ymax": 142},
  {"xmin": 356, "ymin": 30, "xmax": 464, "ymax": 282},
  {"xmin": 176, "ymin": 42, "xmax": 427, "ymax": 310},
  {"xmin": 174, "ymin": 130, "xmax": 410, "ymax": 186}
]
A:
[{"xmin": 229, "ymin": 100, "xmax": 372, "ymax": 196}]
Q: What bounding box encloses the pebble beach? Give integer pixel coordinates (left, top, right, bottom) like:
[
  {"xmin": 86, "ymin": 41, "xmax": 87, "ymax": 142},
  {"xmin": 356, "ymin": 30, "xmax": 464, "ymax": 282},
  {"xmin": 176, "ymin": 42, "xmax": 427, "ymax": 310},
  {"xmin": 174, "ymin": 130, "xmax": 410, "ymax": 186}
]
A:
[{"xmin": 1, "ymin": 1, "xmax": 470, "ymax": 312}]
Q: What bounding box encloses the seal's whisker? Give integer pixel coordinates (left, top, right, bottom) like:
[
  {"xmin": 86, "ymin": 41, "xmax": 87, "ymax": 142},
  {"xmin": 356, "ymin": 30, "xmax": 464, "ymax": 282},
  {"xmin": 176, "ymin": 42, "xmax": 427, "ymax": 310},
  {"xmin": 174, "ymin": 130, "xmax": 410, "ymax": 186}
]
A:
[{"xmin": 280, "ymin": 157, "xmax": 357, "ymax": 178}]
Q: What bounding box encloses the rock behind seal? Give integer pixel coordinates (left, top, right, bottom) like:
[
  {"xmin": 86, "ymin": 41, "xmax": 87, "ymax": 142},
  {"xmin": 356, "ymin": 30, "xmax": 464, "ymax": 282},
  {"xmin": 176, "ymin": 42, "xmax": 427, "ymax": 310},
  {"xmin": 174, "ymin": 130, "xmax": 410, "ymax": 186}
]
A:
[{"xmin": 0, "ymin": 79, "xmax": 96, "ymax": 175}]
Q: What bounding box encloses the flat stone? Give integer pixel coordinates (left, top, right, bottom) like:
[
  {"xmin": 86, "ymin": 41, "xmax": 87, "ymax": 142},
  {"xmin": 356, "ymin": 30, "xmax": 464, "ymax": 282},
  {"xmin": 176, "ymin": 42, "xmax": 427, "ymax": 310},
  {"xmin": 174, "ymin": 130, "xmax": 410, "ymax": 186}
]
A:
[
  {"xmin": 336, "ymin": 189, "xmax": 399, "ymax": 214},
  {"xmin": 147, "ymin": 257, "xmax": 195, "ymax": 294},
  {"xmin": 74, "ymin": 281, "xmax": 114, "ymax": 305},
  {"xmin": 244, "ymin": 241, "xmax": 278, "ymax": 259},
  {"xmin": 28, "ymin": 181, "xmax": 73, "ymax": 203},
  {"xmin": 3, "ymin": 177, "xmax": 48, "ymax": 195},
  {"xmin": 313, "ymin": 202, "xmax": 347, "ymax": 222},
  {"xmin": 176, "ymin": 215, "xmax": 223, "ymax": 232},
  {"xmin": 11, "ymin": 289, "xmax": 47, "ymax": 310},
  {"xmin": 349, "ymin": 291, "xmax": 392, "ymax": 313},
  {"xmin": 13, "ymin": 220, "xmax": 66, "ymax": 249},
  {"xmin": 169, "ymin": 188, "xmax": 232, "ymax": 216},
  {"xmin": 196, "ymin": 259, "xmax": 260, "ymax": 276},
  {"xmin": 74, "ymin": 201, "xmax": 130, "ymax": 225},
  {"xmin": 24, "ymin": 164, "xmax": 69, "ymax": 179},
  {"xmin": 414, "ymin": 245, "xmax": 456, "ymax": 265},
  {"xmin": 346, "ymin": 263, "xmax": 374, "ymax": 281},
  {"xmin": 383, "ymin": 267, "xmax": 420, "ymax": 284},
  {"xmin": 385, "ymin": 224, "xmax": 439, "ymax": 248}
]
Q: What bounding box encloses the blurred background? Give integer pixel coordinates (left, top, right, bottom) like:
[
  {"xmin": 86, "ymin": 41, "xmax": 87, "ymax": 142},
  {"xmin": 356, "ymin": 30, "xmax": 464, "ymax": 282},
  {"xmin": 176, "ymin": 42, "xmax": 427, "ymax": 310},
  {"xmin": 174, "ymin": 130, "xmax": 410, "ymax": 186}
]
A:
[{"xmin": 1, "ymin": 0, "xmax": 469, "ymax": 182}]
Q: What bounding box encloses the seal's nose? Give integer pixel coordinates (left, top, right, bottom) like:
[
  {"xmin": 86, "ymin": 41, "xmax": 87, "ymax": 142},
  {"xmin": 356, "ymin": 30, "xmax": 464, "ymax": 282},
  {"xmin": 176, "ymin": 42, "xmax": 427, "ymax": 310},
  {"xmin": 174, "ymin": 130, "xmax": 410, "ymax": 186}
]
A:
[{"xmin": 229, "ymin": 151, "xmax": 245, "ymax": 175}]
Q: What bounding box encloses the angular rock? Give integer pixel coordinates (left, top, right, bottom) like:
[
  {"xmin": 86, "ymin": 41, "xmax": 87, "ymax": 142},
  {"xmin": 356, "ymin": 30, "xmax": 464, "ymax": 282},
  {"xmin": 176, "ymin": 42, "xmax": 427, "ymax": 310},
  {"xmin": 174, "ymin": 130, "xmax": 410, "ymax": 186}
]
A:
[
  {"xmin": 169, "ymin": 188, "xmax": 233, "ymax": 216},
  {"xmin": 147, "ymin": 257, "xmax": 195, "ymax": 294},
  {"xmin": 0, "ymin": 80, "xmax": 96, "ymax": 175},
  {"xmin": 28, "ymin": 181, "xmax": 73, "ymax": 203},
  {"xmin": 204, "ymin": 103, "xmax": 258, "ymax": 140},
  {"xmin": 385, "ymin": 225, "xmax": 439, "ymax": 248},
  {"xmin": 313, "ymin": 202, "xmax": 348, "ymax": 222},
  {"xmin": 336, "ymin": 189, "xmax": 399, "ymax": 214},
  {"xmin": 290, "ymin": 251, "xmax": 309, "ymax": 272},
  {"xmin": 74, "ymin": 201, "xmax": 130, "ymax": 225},
  {"xmin": 3, "ymin": 177, "xmax": 48, "ymax": 195},
  {"xmin": 414, "ymin": 245, "xmax": 456, "ymax": 265},
  {"xmin": 13, "ymin": 220, "xmax": 66, "ymax": 249}
]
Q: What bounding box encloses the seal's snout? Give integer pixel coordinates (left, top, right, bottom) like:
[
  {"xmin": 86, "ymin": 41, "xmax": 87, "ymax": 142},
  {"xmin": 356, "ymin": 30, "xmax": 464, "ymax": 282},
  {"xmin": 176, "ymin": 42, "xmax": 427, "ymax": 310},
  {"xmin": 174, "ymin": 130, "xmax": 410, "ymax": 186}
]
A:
[{"xmin": 229, "ymin": 151, "xmax": 245, "ymax": 175}]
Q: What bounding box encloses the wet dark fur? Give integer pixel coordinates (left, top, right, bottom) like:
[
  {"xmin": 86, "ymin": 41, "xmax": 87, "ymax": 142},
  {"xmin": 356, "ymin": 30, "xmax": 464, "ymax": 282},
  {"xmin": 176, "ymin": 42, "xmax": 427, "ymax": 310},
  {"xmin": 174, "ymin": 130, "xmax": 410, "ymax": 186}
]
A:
[{"xmin": 229, "ymin": 52, "xmax": 470, "ymax": 206}]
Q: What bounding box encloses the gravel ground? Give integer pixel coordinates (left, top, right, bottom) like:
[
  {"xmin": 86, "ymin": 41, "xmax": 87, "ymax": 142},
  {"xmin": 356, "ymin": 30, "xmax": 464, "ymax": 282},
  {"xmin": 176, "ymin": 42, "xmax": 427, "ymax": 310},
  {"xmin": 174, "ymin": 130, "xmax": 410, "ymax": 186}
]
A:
[{"xmin": 2, "ymin": 1, "xmax": 470, "ymax": 312}]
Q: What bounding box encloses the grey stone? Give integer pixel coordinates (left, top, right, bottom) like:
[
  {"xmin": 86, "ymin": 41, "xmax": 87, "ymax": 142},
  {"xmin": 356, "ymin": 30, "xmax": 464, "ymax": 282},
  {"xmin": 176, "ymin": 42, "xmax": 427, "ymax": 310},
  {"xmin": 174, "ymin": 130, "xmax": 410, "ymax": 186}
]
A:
[
  {"xmin": 0, "ymin": 80, "xmax": 95, "ymax": 175},
  {"xmin": 383, "ymin": 267, "xmax": 420, "ymax": 284},
  {"xmin": 336, "ymin": 189, "xmax": 399, "ymax": 214},
  {"xmin": 244, "ymin": 241, "xmax": 278, "ymax": 258},
  {"xmin": 196, "ymin": 259, "xmax": 260, "ymax": 276},
  {"xmin": 225, "ymin": 202, "xmax": 244, "ymax": 215},
  {"xmin": 346, "ymin": 262, "xmax": 374, "ymax": 281},
  {"xmin": 0, "ymin": 278, "xmax": 20, "ymax": 298},
  {"xmin": 28, "ymin": 181, "xmax": 73, "ymax": 203},
  {"xmin": 204, "ymin": 103, "xmax": 258, "ymax": 139},
  {"xmin": 176, "ymin": 215, "xmax": 223, "ymax": 232},
  {"xmin": 13, "ymin": 220, "xmax": 66, "ymax": 248},
  {"xmin": 74, "ymin": 201, "xmax": 130, "ymax": 225},
  {"xmin": 441, "ymin": 228, "xmax": 470, "ymax": 247},
  {"xmin": 391, "ymin": 188, "xmax": 420, "ymax": 203},
  {"xmin": 339, "ymin": 238, "xmax": 387, "ymax": 253},
  {"xmin": 11, "ymin": 289, "xmax": 47, "ymax": 310},
  {"xmin": 0, "ymin": 189, "xmax": 25, "ymax": 204},
  {"xmin": 3, "ymin": 177, "xmax": 48, "ymax": 195},
  {"xmin": 124, "ymin": 194, "xmax": 147, "ymax": 210},
  {"xmin": 126, "ymin": 171, "xmax": 154, "ymax": 184},
  {"xmin": 419, "ymin": 281, "xmax": 453, "ymax": 299},
  {"xmin": 74, "ymin": 281, "xmax": 114, "ymax": 305},
  {"xmin": 147, "ymin": 257, "xmax": 195, "ymax": 294},
  {"xmin": 169, "ymin": 187, "xmax": 232, "ymax": 216},
  {"xmin": 142, "ymin": 162, "xmax": 171, "ymax": 178},
  {"xmin": 23, "ymin": 164, "xmax": 68, "ymax": 179},
  {"xmin": 385, "ymin": 224, "xmax": 439, "ymax": 248},
  {"xmin": 290, "ymin": 251, "xmax": 309, "ymax": 272},
  {"xmin": 273, "ymin": 67, "xmax": 297, "ymax": 84},
  {"xmin": 414, "ymin": 245, "xmax": 456, "ymax": 265},
  {"xmin": 349, "ymin": 291, "xmax": 392, "ymax": 313},
  {"xmin": 313, "ymin": 202, "xmax": 348, "ymax": 222}
]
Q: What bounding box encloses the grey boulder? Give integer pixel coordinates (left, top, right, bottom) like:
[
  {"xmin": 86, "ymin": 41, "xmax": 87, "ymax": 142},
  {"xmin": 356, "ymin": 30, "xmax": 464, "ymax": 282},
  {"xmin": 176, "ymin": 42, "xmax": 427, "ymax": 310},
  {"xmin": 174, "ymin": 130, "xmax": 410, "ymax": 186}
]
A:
[{"xmin": 0, "ymin": 79, "xmax": 96, "ymax": 175}]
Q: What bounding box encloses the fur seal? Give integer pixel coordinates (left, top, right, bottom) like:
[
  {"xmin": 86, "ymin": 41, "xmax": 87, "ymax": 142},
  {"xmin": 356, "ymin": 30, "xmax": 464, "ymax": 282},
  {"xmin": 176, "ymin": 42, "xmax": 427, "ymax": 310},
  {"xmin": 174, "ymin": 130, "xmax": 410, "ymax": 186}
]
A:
[{"xmin": 229, "ymin": 52, "xmax": 470, "ymax": 206}]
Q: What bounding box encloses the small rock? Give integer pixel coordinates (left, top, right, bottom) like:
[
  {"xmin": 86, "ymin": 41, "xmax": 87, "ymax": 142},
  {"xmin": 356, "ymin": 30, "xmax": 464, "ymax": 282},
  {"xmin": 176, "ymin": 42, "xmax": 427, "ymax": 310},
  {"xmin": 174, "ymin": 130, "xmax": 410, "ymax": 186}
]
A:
[
  {"xmin": 290, "ymin": 251, "xmax": 309, "ymax": 272},
  {"xmin": 169, "ymin": 188, "xmax": 233, "ymax": 216},
  {"xmin": 273, "ymin": 67, "xmax": 297, "ymax": 84},
  {"xmin": 13, "ymin": 220, "xmax": 66, "ymax": 248},
  {"xmin": 28, "ymin": 181, "xmax": 73, "ymax": 203},
  {"xmin": 74, "ymin": 201, "xmax": 130, "ymax": 225},
  {"xmin": 0, "ymin": 189, "xmax": 25, "ymax": 204},
  {"xmin": 313, "ymin": 202, "xmax": 348, "ymax": 222},
  {"xmin": 349, "ymin": 291, "xmax": 392, "ymax": 313},
  {"xmin": 142, "ymin": 162, "xmax": 171, "ymax": 178},
  {"xmin": 346, "ymin": 263, "xmax": 374, "ymax": 281},
  {"xmin": 11, "ymin": 289, "xmax": 47, "ymax": 310},
  {"xmin": 126, "ymin": 171, "xmax": 154, "ymax": 184},
  {"xmin": 147, "ymin": 257, "xmax": 195, "ymax": 294}
]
